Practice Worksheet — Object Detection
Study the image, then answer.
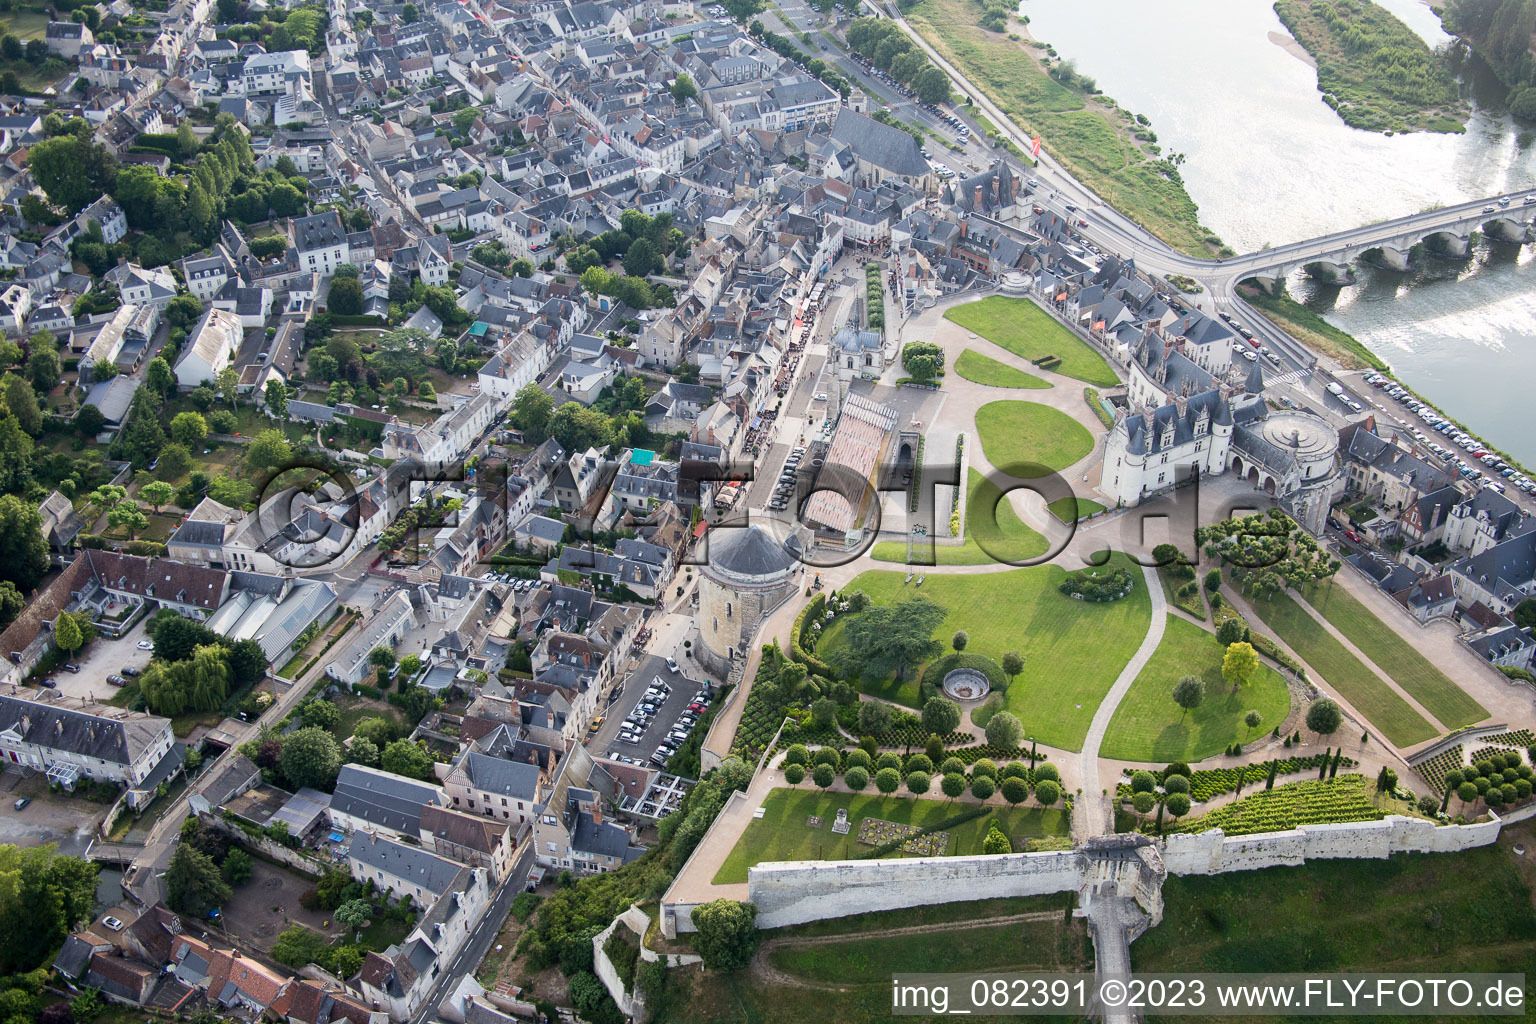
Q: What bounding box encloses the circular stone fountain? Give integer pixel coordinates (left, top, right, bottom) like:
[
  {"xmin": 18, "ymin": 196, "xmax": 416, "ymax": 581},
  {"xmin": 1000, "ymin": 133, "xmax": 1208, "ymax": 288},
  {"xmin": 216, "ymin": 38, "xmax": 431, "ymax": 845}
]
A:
[{"xmin": 941, "ymin": 667, "xmax": 991, "ymax": 702}]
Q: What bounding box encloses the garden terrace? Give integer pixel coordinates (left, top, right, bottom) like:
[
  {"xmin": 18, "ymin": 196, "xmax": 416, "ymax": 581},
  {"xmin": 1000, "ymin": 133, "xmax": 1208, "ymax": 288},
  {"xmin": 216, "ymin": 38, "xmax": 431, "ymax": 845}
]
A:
[
  {"xmin": 712, "ymin": 788, "xmax": 1070, "ymax": 883},
  {"xmin": 826, "ymin": 555, "xmax": 1151, "ymax": 750},
  {"xmin": 1120, "ymin": 753, "xmax": 1356, "ymax": 802},
  {"xmin": 944, "ymin": 298, "xmax": 1117, "ymax": 386},
  {"xmin": 1159, "ymin": 775, "xmax": 1389, "ymax": 836},
  {"xmin": 974, "ymin": 400, "xmax": 1095, "ymax": 477},
  {"xmin": 1297, "ymin": 581, "xmax": 1486, "ymax": 730},
  {"xmin": 1412, "ymin": 744, "xmax": 1465, "ymax": 794},
  {"xmin": 1100, "ymin": 617, "xmax": 1292, "ymax": 763},
  {"xmin": 1246, "ymin": 588, "xmax": 1435, "ymax": 747}
]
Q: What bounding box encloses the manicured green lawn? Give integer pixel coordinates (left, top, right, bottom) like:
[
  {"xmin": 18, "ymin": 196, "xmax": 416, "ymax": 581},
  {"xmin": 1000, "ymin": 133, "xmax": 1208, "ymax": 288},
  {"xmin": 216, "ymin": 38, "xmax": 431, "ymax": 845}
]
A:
[
  {"xmin": 833, "ymin": 554, "xmax": 1152, "ymax": 750},
  {"xmin": 713, "ymin": 788, "xmax": 1070, "ymax": 884},
  {"xmin": 1101, "ymin": 617, "xmax": 1293, "ymax": 763},
  {"xmin": 870, "ymin": 468, "xmax": 1047, "ymax": 567},
  {"xmin": 946, "ymin": 296, "xmax": 1117, "ymax": 386},
  {"xmin": 954, "ymin": 348, "xmax": 1050, "ymax": 389},
  {"xmin": 975, "ymin": 400, "xmax": 1095, "ymax": 478},
  {"xmin": 1047, "ymin": 496, "xmax": 1107, "ymax": 522},
  {"xmin": 1299, "ymin": 582, "xmax": 1487, "ymax": 730},
  {"xmin": 1135, "ymin": 839, "xmax": 1536, "ymax": 976},
  {"xmin": 1247, "ymin": 590, "xmax": 1436, "ymax": 747}
]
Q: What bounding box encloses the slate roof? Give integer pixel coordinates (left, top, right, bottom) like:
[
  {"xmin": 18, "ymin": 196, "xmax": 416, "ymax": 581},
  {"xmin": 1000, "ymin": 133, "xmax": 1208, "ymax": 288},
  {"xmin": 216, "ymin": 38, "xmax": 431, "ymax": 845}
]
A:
[
  {"xmin": 0, "ymin": 694, "xmax": 169, "ymax": 769},
  {"xmin": 350, "ymin": 832, "xmax": 462, "ymax": 896},
  {"xmin": 828, "ymin": 109, "xmax": 927, "ymax": 178},
  {"xmin": 330, "ymin": 763, "xmax": 443, "ymax": 834},
  {"xmin": 459, "ymin": 751, "xmax": 541, "ymax": 800},
  {"xmin": 703, "ymin": 523, "xmax": 795, "ymax": 579}
]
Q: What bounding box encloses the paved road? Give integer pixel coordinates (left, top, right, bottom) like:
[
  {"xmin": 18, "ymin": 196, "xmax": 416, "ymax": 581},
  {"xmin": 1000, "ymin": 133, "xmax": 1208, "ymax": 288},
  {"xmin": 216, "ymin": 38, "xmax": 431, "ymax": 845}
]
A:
[{"xmin": 410, "ymin": 841, "xmax": 537, "ymax": 1024}]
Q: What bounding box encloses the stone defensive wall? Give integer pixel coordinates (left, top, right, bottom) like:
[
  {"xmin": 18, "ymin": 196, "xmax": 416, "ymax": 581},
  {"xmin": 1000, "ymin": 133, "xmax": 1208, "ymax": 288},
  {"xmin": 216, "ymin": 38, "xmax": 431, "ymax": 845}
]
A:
[{"xmin": 664, "ymin": 813, "xmax": 1515, "ymax": 933}]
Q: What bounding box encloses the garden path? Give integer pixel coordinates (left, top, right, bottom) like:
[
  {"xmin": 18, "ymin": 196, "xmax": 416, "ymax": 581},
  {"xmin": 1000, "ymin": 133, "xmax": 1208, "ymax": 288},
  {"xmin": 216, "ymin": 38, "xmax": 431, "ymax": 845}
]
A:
[{"xmin": 1075, "ymin": 563, "xmax": 1165, "ymax": 840}]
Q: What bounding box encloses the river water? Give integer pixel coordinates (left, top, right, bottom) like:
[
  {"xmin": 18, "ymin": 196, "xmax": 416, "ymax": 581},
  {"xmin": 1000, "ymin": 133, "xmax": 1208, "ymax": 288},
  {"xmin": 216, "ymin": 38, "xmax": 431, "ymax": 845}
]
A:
[{"xmin": 1021, "ymin": 0, "xmax": 1536, "ymax": 461}]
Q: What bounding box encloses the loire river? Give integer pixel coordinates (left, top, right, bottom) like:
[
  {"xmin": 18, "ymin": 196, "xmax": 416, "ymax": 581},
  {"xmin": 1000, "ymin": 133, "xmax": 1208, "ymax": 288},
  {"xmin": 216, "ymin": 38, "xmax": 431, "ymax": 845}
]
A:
[{"xmin": 1021, "ymin": 0, "xmax": 1536, "ymax": 462}]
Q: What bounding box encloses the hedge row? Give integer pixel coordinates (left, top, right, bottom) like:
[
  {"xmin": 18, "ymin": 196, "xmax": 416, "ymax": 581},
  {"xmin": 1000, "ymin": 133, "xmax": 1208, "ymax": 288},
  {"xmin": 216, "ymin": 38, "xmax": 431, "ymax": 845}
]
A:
[{"xmin": 790, "ymin": 594, "xmax": 836, "ymax": 678}]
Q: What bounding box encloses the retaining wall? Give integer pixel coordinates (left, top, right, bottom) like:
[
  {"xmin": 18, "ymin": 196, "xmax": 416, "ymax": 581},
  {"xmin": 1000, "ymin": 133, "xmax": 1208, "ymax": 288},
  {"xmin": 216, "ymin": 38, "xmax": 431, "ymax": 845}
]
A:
[
  {"xmin": 668, "ymin": 815, "xmax": 1512, "ymax": 934},
  {"xmin": 1161, "ymin": 814, "xmax": 1501, "ymax": 875},
  {"xmin": 745, "ymin": 848, "xmax": 1084, "ymax": 930}
]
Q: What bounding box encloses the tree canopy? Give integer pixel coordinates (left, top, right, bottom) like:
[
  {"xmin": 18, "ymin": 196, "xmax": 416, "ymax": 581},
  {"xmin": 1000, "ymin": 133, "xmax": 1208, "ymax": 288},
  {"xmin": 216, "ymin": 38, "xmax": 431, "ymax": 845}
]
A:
[{"xmin": 831, "ymin": 597, "xmax": 948, "ymax": 680}]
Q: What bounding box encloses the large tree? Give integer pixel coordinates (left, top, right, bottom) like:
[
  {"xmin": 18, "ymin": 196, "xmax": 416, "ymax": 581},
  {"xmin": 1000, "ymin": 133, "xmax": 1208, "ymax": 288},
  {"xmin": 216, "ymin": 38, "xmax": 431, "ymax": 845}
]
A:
[
  {"xmin": 165, "ymin": 844, "xmax": 231, "ymax": 919},
  {"xmin": 691, "ymin": 899, "xmax": 761, "ymax": 972},
  {"xmin": 984, "ymin": 710, "xmax": 1024, "ymax": 748},
  {"xmin": 920, "ymin": 695, "xmax": 961, "ymax": 736},
  {"xmin": 0, "ymin": 414, "xmax": 34, "ymax": 493},
  {"xmin": 279, "ymin": 727, "xmax": 342, "ymax": 791},
  {"xmin": 27, "ymin": 133, "xmax": 117, "ymax": 213},
  {"xmin": 1221, "ymin": 641, "xmax": 1259, "ymax": 690},
  {"xmin": 1, "ymin": 373, "xmax": 41, "ymax": 436},
  {"xmin": 0, "ymin": 495, "xmax": 48, "ymax": 591},
  {"xmin": 170, "ymin": 411, "xmax": 208, "ymax": 447},
  {"xmin": 831, "ymin": 597, "xmax": 948, "ymax": 680},
  {"xmin": 380, "ymin": 738, "xmax": 434, "ymax": 781},
  {"xmin": 246, "ymin": 429, "xmax": 293, "ymax": 471},
  {"xmin": 0, "ymin": 844, "xmax": 99, "ymax": 974}
]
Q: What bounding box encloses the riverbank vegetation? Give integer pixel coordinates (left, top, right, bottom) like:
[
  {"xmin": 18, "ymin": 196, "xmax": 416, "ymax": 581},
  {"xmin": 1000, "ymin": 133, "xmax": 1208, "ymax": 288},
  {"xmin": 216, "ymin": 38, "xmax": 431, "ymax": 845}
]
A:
[
  {"xmin": 1237, "ymin": 284, "xmax": 1387, "ymax": 370},
  {"xmin": 1440, "ymin": 0, "xmax": 1536, "ymax": 119},
  {"xmin": 902, "ymin": 0, "xmax": 1229, "ymax": 256},
  {"xmin": 1274, "ymin": 0, "xmax": 1469, "ymax": 134}
]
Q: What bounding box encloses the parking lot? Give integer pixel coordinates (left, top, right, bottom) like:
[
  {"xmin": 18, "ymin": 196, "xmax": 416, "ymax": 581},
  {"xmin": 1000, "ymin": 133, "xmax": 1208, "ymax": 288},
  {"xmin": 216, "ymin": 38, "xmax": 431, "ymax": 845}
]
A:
[
  {"xmin": 591, "ymin": 654, "xmax": 714, "ymax": 768},
  {"xmin": 44, "ymin": 615, "xmax": 156, "ymax": 702}
]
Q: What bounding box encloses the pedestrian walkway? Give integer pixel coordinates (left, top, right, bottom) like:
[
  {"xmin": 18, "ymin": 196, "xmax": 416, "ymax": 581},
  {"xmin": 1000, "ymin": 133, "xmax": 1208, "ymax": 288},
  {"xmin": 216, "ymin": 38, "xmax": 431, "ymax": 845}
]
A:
[{"xmin": 1076, "ymin": 564, "xmax": 1165, "ymax": 839}]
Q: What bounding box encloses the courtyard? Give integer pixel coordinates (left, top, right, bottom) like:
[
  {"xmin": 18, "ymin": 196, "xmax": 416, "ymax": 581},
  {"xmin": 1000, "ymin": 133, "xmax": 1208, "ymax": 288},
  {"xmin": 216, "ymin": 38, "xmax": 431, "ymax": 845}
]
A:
[
  {"xmin": 953, "ymin": 348, "xmax": 1050, "ymax": 389},
  {"xmin": 943, "ymin": 295, "xmax": 1118, "ymax": 386}
]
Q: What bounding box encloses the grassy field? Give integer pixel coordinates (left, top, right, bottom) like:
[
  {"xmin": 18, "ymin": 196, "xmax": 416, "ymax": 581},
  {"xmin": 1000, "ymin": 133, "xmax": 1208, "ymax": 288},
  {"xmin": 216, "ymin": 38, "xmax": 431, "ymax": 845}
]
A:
[
  {"xmin": 1101, "ymin": 616, "xmax": 1293, "ymax": 763},
  {"xmin": 944, "ymin": 296, "xmax": 1118, "ymax": 386},
  {"xmin": 1, "ymin": 10, "xmax": 48, "ymax": 39},
  {"xmin": 1247, "ymin": 589, "xmax": 1436, "ymax": 747},
  {"xmin": 1273, "ymin": 0, "xmax": 1467, "ymax": 135},
  {"xmin": 1300, "ymin": 581, "xmax": 1487, "ymax": 730},
  {"xmin": 655, "ymin": 895, "xmax": 1090, "ymax": 1024},
  {"xmin": 831, "ymin": 554, "xmax": 1152, "ymax": 750},
  {"xmin": 1237, "ymin": 287, "xmax": 1387, "ymax": 370},
  {"xmin": 953, "ymin": 348, "xmax": 1050, "ymax": 389},
  {"xmin": 975, "ymin": 400, "xmax": 1095, "ymax": 477},
  {"xmin": 713, "ymin": 788, "xmax": 1070, "ymax": 883},
  {"xmin": 1135, "ymin": 826, "xmax": 1536, "ymax": 981},
  {"xmin": 907, "ymin": 0, "xmax": 1223, "ymax": 256},
  {"xmin": 870, "ymin": 467, "xmax": 1048, "ymax": 567}
]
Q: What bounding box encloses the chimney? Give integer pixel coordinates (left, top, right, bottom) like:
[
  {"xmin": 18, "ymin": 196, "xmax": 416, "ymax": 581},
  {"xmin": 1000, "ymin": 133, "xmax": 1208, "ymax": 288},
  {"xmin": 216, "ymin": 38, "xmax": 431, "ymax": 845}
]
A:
[{"xmin": 591, "ymin": 801, "xmax": 602, "ymax": 825}]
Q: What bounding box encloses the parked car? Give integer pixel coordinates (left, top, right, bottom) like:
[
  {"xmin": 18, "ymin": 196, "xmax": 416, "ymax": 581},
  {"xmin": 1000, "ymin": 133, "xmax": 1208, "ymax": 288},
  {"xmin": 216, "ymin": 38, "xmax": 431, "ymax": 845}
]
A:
[
  {"xmin": 107, "ymin": 674, "xmax": 125, "ymax": 686},
  {"xmin": 102, "ymin": 916, "xmax": 124, "ymax": 931},
  {"xmin": 62, "ymin": 663, "xmax": 80, "ymax": 673},
  {"xmin": 12, "ymin": 798, "xmax": 29, "ymax": 811},
  {"xmin": 122, "ymin": 666, "xmax": 140, "ymax": 677},
  {"xmin": 666, "ymin": 657, "xmax": 680, "ymax": 673},
  {"xmin": 136, "ymin": 640, "xmax": 154, "ymax": 651}
]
